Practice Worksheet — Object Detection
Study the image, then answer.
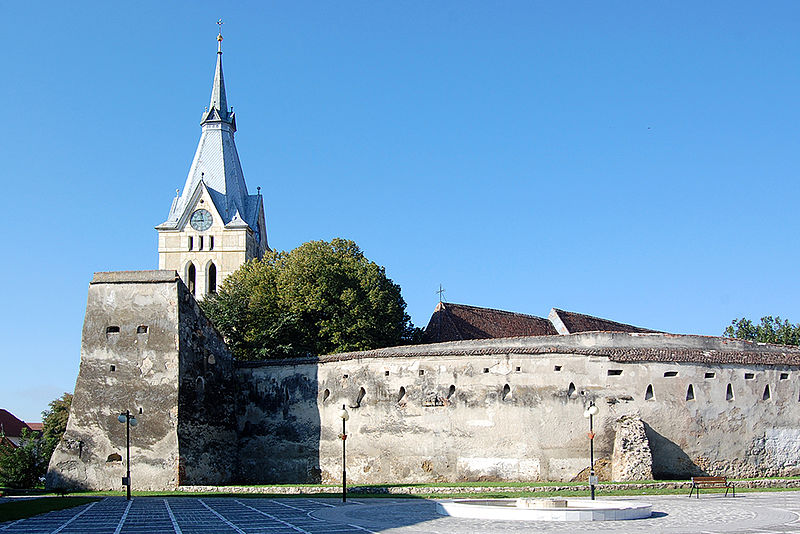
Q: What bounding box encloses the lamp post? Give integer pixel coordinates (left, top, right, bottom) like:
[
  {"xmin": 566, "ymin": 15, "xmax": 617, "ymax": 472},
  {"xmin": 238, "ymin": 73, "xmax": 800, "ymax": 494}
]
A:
[
  {"xmin": 339, "ymin": 405, "xmax": 349, "ymax": 503},
  {"xmin": 117, "ymin": 410, "xmax": 138, "ymax": 500},
  {"xmin": 583, "ymin": 401, "xmax": 599, "ymax": 500}
]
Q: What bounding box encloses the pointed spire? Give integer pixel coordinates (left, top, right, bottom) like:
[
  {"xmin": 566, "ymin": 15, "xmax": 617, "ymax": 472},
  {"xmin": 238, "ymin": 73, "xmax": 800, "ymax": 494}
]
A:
[{"xmin": 202, "ymin": 21, "xmax": 232, "ymax": 125}]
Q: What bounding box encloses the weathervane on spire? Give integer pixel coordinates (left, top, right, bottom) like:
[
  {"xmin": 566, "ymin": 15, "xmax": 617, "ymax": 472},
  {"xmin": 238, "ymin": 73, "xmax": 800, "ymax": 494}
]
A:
[{"xmin": 217, "ymin": 19, "xmax": 224, "ymax": 52}]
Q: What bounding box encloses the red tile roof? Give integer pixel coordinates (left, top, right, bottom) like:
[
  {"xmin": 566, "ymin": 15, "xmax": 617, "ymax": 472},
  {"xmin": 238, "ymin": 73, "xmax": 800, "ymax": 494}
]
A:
[
  {"xmin": 423, "ymin": 302, "xmax": 558, "ymax": 343},
  {"xmin": 549, "ymin": 308, "xmax": 660, "ymax": 334}
]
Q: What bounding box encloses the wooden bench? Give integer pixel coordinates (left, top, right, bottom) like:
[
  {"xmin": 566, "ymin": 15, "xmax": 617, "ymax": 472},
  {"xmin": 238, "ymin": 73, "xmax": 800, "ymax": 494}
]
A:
[{"xmin": 688, "ymin": 476, "xmax": 735, "ymax": 498}]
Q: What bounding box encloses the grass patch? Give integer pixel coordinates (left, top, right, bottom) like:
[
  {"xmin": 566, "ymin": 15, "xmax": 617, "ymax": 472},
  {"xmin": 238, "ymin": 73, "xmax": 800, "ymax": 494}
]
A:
[{"xmin": 0, "ymin": 497, "xmax": 100, "ymax": 523}]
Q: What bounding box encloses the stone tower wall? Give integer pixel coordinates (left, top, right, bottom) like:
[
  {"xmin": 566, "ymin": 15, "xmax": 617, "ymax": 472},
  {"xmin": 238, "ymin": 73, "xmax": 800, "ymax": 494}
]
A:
[{"xmin": 47, "ymin": 271, "xmax": 237, "ymax": 491}]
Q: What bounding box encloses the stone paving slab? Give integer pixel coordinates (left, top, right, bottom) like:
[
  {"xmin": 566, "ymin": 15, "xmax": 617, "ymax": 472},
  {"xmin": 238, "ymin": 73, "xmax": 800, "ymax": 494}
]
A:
[{"xmin": 1, "ymin": 493, "xmax": 800, "ymax": 533}]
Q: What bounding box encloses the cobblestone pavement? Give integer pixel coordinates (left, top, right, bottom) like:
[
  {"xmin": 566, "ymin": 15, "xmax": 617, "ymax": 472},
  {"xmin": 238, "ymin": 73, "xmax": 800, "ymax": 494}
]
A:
[{"xmin": 1, "ymin": 493, "xmax": 800, "ymax": 533}]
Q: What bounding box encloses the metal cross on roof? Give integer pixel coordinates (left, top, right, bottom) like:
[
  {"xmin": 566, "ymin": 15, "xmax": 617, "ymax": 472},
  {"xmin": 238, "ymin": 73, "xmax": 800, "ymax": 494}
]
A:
[{"xmin": 437, "ymin": 284, "xmax": 446, "ymax": 303}]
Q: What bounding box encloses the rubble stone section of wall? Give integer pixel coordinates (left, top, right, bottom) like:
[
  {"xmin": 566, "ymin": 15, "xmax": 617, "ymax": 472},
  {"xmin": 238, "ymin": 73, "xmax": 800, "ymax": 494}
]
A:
[{"xmin": 611, "ymin": 415, "xmax": 653, "ymax": 481}]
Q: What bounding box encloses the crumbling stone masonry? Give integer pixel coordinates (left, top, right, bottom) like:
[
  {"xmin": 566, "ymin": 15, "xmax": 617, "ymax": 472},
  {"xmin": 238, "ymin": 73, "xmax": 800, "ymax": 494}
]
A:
[
  {"xmin": 47, "ymin": 271, "xmax": 800, "ymax": 489},
  {"xmin": 611, "ymin": 415, "xmax": 653, "ymax": 481}
]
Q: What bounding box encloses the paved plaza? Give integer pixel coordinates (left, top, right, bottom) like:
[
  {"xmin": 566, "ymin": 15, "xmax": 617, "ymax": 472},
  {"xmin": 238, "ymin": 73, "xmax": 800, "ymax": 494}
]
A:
[{"xmin": 2, "ymin": 492, "xmax": 800, "ymax": 533}]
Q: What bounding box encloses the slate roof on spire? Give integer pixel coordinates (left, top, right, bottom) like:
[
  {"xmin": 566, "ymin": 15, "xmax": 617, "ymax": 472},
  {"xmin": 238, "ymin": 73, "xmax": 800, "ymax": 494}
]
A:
[
  {"xmin": 206, "ymin": 34, "xmax": 229, "ymax": 123},
  {"xmin": 156, "ymin": 31, "xmax": 266, "ymax": 252}
]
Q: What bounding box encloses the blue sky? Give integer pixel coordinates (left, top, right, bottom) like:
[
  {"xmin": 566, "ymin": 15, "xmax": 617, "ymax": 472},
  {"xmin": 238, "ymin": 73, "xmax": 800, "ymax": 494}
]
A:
[{"xmin": 3, "ymin": 2, "xmax": 800, "ymax": 421}]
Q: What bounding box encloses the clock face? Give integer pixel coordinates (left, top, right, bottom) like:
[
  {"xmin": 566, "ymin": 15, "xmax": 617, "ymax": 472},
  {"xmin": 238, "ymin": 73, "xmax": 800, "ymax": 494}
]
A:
[{"xmin": 190, "ymin": 209, "xmax": 213, "ymax": 231}]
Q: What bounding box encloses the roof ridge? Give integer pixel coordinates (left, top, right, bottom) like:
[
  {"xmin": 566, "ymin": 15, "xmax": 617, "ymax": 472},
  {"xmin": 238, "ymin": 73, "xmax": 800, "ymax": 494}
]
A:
[{"xmin": 444, "ymin": 302, "xmax": 549, "ymax": 321}]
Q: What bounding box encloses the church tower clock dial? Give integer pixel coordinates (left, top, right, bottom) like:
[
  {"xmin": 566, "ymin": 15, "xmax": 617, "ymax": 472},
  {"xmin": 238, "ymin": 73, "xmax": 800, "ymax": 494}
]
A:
[{"xmin": 190, "ymin": 209, "xmax": 213, "ymax": 231}]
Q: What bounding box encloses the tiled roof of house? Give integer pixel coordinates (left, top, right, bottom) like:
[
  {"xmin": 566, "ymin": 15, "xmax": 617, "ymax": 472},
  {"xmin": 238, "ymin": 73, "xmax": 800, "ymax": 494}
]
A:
[
  {"xmin": 0, "ymin": 409, "xmax": 30, "ymax": 438},
  {"xmin": 548, "ymin": 308, "xmax": 660, "ymax": 335},
  {"xmin": 422, "ymin": 302, "xmax": 558, "ymax": 343}
]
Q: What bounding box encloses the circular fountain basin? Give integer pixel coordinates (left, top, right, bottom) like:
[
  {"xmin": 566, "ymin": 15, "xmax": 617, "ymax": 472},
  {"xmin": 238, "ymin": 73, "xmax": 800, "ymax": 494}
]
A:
[{"xmin": 436, "ymin": 498, "xmax": 652, "ymax": 522}]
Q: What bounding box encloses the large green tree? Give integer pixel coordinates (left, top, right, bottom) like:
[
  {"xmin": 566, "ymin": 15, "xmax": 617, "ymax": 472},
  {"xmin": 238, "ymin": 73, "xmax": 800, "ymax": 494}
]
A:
[
  {"xmin": 723, "ymin": 316, "xmax": 800, "ymax": 346},
  {"xmin": 202, "ymin": 238, "xmax": 422, "ymax": 360}
]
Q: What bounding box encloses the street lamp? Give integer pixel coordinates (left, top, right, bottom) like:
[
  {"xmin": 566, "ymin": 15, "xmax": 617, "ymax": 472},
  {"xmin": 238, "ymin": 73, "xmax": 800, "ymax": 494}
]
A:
[
  {"xmin": 339, "ymin": 405, "xmax": 349, "ymax": 503},
  {"xmin": 583, "ymin": 401, "xmax": 599, "ymax": 500},
  {"xmin": 117, "ymin": 410, "xmax": 138, "ymax": 500}
]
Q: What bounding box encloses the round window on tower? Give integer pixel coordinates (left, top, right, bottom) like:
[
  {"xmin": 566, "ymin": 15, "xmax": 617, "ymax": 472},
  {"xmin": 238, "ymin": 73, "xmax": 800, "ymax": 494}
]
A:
[{"xmin": 190, "ymin": 209, "xmax": 213, "ymax": 231}]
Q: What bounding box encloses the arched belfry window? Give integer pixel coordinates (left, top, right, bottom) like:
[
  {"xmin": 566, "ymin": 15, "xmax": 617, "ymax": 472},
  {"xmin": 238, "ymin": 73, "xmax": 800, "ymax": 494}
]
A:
[
  {"xmin": 208, "ymin": 263, "xmax": 217, "ymax": 294},
  {"xmin": 187, "ymin": 263, "xmax": 196, "ymax": 296}
]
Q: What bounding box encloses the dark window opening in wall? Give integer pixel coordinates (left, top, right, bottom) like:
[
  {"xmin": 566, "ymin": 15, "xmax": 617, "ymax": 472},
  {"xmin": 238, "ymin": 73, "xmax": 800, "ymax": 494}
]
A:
[
  {"xmin": 607, "ymin": 369, "xmax": 623, "ymax": 376},
  {"xmin": 138, "ymin": 407, "xmax": 143, "ymax": 414},
  {"xmin": 515, "ymin": 366, "xmax": 521, "ymax": 372},
  {"xmin": 567, "ymin": 382, "xmax": 576, "ymax": 397},
  {"xmin": 322, "ymin": 389, "xmax": 330, "ymax": 402},
  {"xmin": 187, "ymin": 263, "xmax": 196, "ymax": 296},
  {"xmin": 356, "ymin": 387, "xmax": 366, "ymax": 407},
  {"xmin": 664, "ymin": 371, "xmax": 678, "ymax": 377},
  {"xmin": 188, "ymin": 236, "xmax": 193, "ymax": 250},
  {"xmin": 209, "ymin": 236, "xmax": 214, "ymax": 250},
  {"xmin": 208, "ymin": 263, "xmax": 217, "ymax": 294},
  {"xmin": 554, "ymin": 365, "xmax": 562, "ymax": 371},
  {"xmin": 502, "ymin": 384, "xmax": 511, "ymax": 401},
  {"xmin": 686, "ymin": 384, "xmax": 695, "ymax": 401},
  {"xmin": 137, "ymin": 325, "xmax": 148, "ymax": 334},
  {"xmin": 397, "ymin": 386, "xmax": 407, "ymax": 404},
  {"xmin": 106, "ymin": 453, "xmax": 122, "ymax": 462},
  {"xmin": 447, "ymin": 385, "xmax": 456, "ymax": 399},
  {"xmin": 780, "ymin": 373, "xmax": 789, "ymax": 380},
  {"xmin": 343, "ymin": 374, "xmax": 349, "ymax": 379},
  {"xmin": 745, "ymin": 373, "xmax": 755, "ymax": 380},
  {"xmin": 419, "ymin": 369, "xmax": 425, "ymax": 376},
  {"xmin": 726, "ymin": 383, "xmax": 734, "ymax": 401},
  {"xmin": 705, "ymin": 372, "xmax": 716, "ymax": 379},
  {"xmin": 106, "ymin": 326, "xmax": 120, "ymax": 335},
  {"xmin": 483, "ymin": 368, "xmax": 490, "ymax": 374},
  {"xmin": 110, "ymin": 365, "xmax": 116, "ymax": 372},
  {"xmin": 645, "ymin": 384, "xmax": 654, "ymax": 400},
  {"xmin": 763, "ymin": 385, "xmax": 771, "ymax": 401},
  {"xmin": 199, "ymin": 236, "xmax": 204, "ymax": 251},
  {"xmin": 385, "ymin": 370, "xmax": 390, "ymax": 376}
]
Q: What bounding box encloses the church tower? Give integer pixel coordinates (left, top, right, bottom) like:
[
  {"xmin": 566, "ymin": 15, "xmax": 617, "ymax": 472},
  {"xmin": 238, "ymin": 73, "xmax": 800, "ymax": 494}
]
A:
[{"xmin": 156, "ymin": 29, "xmax": 269, "ymax": 298}]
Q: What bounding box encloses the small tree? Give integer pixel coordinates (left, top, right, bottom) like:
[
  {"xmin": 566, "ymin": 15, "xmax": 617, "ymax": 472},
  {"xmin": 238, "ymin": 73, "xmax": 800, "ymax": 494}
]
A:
[
  {"xmin": 0, "ymin": 428, "xmax": 46, "ymax": 489},
  {"xmin": 724, "ymin": 316, "xmax": 800, "ymax": 346},
  {"xmin": 41, "ymin": 393, "xmax": 72, "ymax": 462}
]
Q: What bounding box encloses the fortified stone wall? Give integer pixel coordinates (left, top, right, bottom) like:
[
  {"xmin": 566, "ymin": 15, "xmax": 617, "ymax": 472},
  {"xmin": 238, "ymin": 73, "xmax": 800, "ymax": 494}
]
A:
[
  {"xmin": 49, "ymin": 272, "xmax": 800, "ymax": 490},
  {"xmin": 237, "ymin": 334, "xmax": 800, "ymax": 484},
  {"xmin": 47, "ymin": 271, "xmax": 237, "ymax": 490}
]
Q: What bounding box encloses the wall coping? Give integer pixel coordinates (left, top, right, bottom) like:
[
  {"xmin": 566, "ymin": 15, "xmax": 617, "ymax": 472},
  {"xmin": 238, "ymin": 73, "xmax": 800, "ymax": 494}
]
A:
[
  {"xmin": 236, "ymin": 332, "xmax": 800, "ymax": 369},
  {"xmin": 91, "ymin": 270, "xmax": 179, "ymax": 284}
]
